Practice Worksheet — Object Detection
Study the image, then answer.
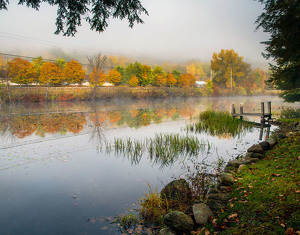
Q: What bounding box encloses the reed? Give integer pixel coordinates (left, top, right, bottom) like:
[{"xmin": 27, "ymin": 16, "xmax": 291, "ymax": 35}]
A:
[
  {"xmin": 105, "ymin": 133, "xmax": 210, "ymax": 168},
  {"xmin": 186, "ymin": 110, "xmax": 253, "ymax": 137}
]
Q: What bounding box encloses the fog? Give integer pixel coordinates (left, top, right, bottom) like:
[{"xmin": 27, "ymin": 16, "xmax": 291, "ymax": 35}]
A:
[{"xmin": 0, "ymin": 0, "xmax": 269, "ymax": 66}]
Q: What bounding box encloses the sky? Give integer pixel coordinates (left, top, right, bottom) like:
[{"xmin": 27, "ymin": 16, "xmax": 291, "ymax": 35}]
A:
[{"xmin": 0, "ymin": 0, "xmax": 270, "ymax": 67}]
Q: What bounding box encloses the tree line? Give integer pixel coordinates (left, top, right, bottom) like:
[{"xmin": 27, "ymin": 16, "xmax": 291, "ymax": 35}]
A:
[{"xmin": 0, "ymin": 49, "xmax": 267, "ymax": 93}]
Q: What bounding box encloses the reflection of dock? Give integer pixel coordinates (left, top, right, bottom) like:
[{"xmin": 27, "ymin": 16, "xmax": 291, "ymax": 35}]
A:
[
  {"xmin": 232, "ymin": 101, "xmax": 272, "ymax": 141},
  {"xmin": 232, "ymin": 101, "xmax": 272, "ymax": 125}
]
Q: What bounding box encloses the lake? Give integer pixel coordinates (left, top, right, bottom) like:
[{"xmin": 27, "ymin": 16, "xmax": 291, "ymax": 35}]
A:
[{"xmin": 0, "ymin": 96, "xmax": 297, "ymax": 234}]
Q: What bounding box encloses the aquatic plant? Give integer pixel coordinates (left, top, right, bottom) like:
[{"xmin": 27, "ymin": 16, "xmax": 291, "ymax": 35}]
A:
[
  {"xmin": 106, "ymin": 133, "xmax": 211, "ymax": 168},
  {"xmin": 186, "ymin": 110, "xmax": 253, "ymax": 138}
]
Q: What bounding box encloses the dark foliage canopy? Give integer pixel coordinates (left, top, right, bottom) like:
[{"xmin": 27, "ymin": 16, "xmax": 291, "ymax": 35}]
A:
[
  {"xmin": 0, "ymin": 0, "xmax": 148, "ymax": 36},
  {"xmin": 256, "ymin": 0, "xmax": 300, "ymax": 102}
]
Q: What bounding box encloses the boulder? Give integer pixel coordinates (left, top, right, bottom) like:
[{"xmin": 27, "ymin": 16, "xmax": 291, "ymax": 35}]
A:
[
  {"xmin": 160, "ymin": 179, "xmax": 192, "ymax": 203},
  {"xmin": 192, "ymin": 203, "xmax": 213, "ymax": 225},
  {"xmin": 207, "ymin": 187, "xmax": 221, "ymax": 195},
  {"xmin": 207, "ymin": 193, "xmax": 231, "ymax": 202},
  {"xmin": 266, "ymin": 137, "xmax": 278, "ymax": 148},
  {"xmin": 237, "ymin": 164, "xmax": 246, "ymax": 173},
  {"xmin": 159, "ymin": 227, "xmax": 176, "ymax": 235},
  {"xmin": 207, "ymin": 199, "xmax": 227, "ymax": 212},
  {"xmin": 164, "ymin": 211, "xmax": 194, "ymax": 231},
  {"xmin": 247, "ymin": 144, "xmax": 264, "ymax": 154},
  {"xmin": 245, "ymin": 152, "xmax": 265, "ymax": 160},
  {"xmin": 218, "ymin": 172, "xmax": 234, "ymax": 186},
  {"xmin": 259, "ymin": 141, "xmax": 270, "ymax": 151}
]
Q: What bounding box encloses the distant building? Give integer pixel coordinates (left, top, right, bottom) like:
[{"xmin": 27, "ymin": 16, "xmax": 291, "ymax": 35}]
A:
[{"xmin": 195, "ymin": 81, "xmax": 206, "ymax": 87}]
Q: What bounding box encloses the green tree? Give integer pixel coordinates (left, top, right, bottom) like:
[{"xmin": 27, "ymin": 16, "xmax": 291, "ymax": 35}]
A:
[
  {"xmin": 256, "ymin": 0, "xmax": 300, "ymax": 102},
  {"xmin": 0, "ymin": 0, "xmax": 148, "ymax": 36},
  {"xmin": 56, "ymin": 58, "xmax": 66, "ymax": 70},
  {"xmin": 32, "ymin": 56, "xmax": 44, "ymax": 82},
  {"xmin": 171, "ymin": 70, "xmax": 181, "ymax": 81}
]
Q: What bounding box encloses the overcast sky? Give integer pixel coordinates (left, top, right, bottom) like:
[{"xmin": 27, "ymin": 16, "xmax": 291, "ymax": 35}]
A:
[{"xmin": 0, "ymin": 0, "xmax": 269, "ymax": 66}]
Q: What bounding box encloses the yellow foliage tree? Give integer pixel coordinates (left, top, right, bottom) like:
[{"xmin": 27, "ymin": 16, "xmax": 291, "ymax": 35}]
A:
[
  {"xmin": 8, "ymin": 57, "xmax": 35, "ymax": 85},
  {"xmin": 211, "ymin": 49, "xmax": 249, "ymax": 88},
  {"xmin": 166, "ymin": 73, "xmax": 177, "ymax": 87},
  {"xmin": 64, "ymin": 60, "xmax": 85, "ymax": 84},
  {"xmin": 89, "ymin": 69, "xmax": 107, "ymax": 86},
  {"xmin": 128, "ymin": 75, "xmax": 139, "ymax": 87},
  {"xmin": 107, "ymin": 69, "xmax": 122, "ymax": 85},
  {"xmin": 39, "ymin": 62, "xmax": 63, "ymax": 86}
]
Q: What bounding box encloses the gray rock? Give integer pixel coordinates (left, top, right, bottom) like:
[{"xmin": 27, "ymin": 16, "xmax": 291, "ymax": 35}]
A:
[
  {"xmin": 266, "ymin": 137, "xmax": 278, "ymax": 148},
  {"xmin": 207, "ymin": 193, "xmax": 231, "ymax": 202},
  {"xmin": 207, "ymin": 187, "xmax": 221, "ymax": 195},
  {"xmin": 227, "ymin": 159, "xmax": 242, "ymax": 168},
  {"xmin": 242, "ymin": 157, "xmax": 260, "ymax": 164},
  {"xmin": 159, "ymin": 227, "xmax": 176, "ymax": 235},
  {"xmin": 259, "ymin": 141, "xmax": 270, "ymax": 150},
  {"xmin": 219, "ymin": 172, "xmax": 234, "ymax": 186},
  {"xmin": 237, "ymin": 164, "xmax": 246, "ymax": 173},
  {"xmin": 245, "ymin": 152, "xmax": 265, "ymax": 160},
  {"xmin": 207, "ymin": 199, "xmax": 227, "ymax": 212},
  {"xmin": 192, "ymin": 203, "xmax": 213, "ymax": 225},
  {"xmin": 247, "ymin": 144, "xmax": 264, "ymax": 154},
  {"xmin": 160, "ymin": 179, "xmax": 192, "ymax": 203},
  {"xmin": 164, "ymin": 211, "xmax": 194, "ymax": 231}
]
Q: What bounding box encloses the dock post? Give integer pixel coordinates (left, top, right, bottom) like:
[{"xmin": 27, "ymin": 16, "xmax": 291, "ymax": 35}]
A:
[
  {"xmin": 267, "ymin": 101, "xmax": 272, "ymax": 121},
  {"xmin": 232, "ymin": 104, "xmax": 236, "ymax": 116},
  {"xmin": 240, "ymin": 103, "xmax": 244, "ymax": 120},
  {"xmin": 260, "ymin": 102, "xmax": 265, "ymax": 125}
]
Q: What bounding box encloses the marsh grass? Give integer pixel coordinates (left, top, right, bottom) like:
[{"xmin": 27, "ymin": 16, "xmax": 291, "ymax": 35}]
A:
[
  {"xmin": 186, "ymin": 110, "xmax": 253, "ymax": 138},
  {"xmin": 138, "ymin": 184, "xmax": 190, "ymax": 227},
  {"xmin": 105, "ymin": 133, "xmax": 211, "ymax": 167}
]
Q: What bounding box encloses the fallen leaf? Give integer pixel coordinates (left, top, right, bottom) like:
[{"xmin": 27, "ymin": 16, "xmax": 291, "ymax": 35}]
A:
[
  {"xmin": 230, "ymin": 202, "xmax": 234, "ymax": 208},
  {"xmin": 205, "ymin": 228, "xmax": 210, "ymax": 235},
  {"xmin": 228, "ymin": 213, "xmax": 238, "ymax": 219}
]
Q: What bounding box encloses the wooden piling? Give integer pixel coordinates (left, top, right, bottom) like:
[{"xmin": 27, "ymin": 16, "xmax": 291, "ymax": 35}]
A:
[
  {"xmin": 240, "ymin": 104, "xmax": 244, "ymax": 120},
  {"xmin": 232, "ymin": 104, "xmax": 236, "ymax": 115},
  {"xmin": 268, "ymin": 101, "xmax": 271, "ymax": 120}
]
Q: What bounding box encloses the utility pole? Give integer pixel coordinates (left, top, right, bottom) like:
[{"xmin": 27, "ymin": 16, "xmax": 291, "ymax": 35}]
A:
[{"xmin": 230, "ymin": 68, "xmax": 233, "ymax": 92}]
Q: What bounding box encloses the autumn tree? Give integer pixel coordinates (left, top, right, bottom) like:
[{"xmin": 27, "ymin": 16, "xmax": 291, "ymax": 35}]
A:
[
  {"xmin": 154, "ymin": 74, "xmax": 166, "ymax": 87},
  {"xmin": 64, "ymin": 60, "xmax": 85, "ymax": 84},
  {"xmin": 32, "ymin": 56, "xmax": 44, "ymax": 82},
  {"xmin": 39, "ymin": 62, "xmax": 63, "ymax": 86},
  {"xmin": 124, "ymin": 62, "xmax": 152, "ymax": 86},
  {"xmin": 178, "ymin": 73, "xmax": 196, "ymax": 87},
  {"xmin": 128, "ymin": 75, "xmax": 139, "ymax": 87},
  {"xmin": 56, "ymin": 58, "xmax": 66, "ymax": 70},
  {"xmin": 166, "ymin": 73, "xmax": 177, "ymax": 87},
  {"xmin": 256, "ymin": 0, "xmax": 299, "ymax": 102},
  {"xmin": 211, "ymin": 49, "xmax": 250, "ymax": 89},
  {"xmin": 186, "ymin": 62, "xmax": 205, "ymax": 79},
  {"xmin": 89, "ymin": 69, "xmax": 107, "ymax": 86},
  {"xmin": 171, "ymin": 70, "xmax": 181, "ymax": 80},
  {"xmin": 107, "ymin": 69, "xmax": 122, "ymax": 85},
  {"xmin": 8, "ymin": 57, "xmax": 35, "ymax": 85},
  {"xmin": 87, "ymin": 53, "xmax": 107, "ymax": 99}
]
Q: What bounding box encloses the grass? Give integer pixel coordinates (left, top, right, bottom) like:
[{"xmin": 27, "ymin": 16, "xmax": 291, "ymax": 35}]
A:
[
  {"xmin": 206, "ymin": 131, "xmax": 300, "ymax": 234},
  {"xmin": 186, "ymin": 110, "xmax": 253, "ymax": 138},
  {"xmin": 106, "ymin": 133, "xmax": 211, "ymax": 168}
]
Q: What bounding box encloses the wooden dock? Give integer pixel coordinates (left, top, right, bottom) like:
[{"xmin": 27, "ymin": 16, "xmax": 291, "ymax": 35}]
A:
[{"xmin": 232, "ymin": 101, "xmax": 272, "ymax": 124}]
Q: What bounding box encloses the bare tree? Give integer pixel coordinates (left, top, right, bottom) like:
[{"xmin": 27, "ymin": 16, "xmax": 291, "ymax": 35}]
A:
[{"xmin": 87, "ymin": 53, "xmax": 107, "ymax": 100}]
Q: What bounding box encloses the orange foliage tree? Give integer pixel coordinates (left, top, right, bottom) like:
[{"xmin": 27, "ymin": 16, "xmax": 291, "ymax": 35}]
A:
[
  {"xmin": 89, "ymin": 69, "xmax": 107, "ymax": 86},
  {"xmin": 166, "ymin": 73, "xmax": 177, "ymax": 87},
  {"xmin": 178, "ymin": 73, "xmax": 196, "ymax": 87},
  {"xmin": 39, "ymin": 62, "xmax": 63, "ymax": 86},
  {"xmin": 8, "ymin": 58, "xmax": 35, "ymax": 85},
  {"xmin": 154, "ymin": 74, "xmax": 166, "ymax": 87},
  {"xmin": 128, "ymin": 75, "xmax": 139, "ymax": 87},
  {"xmin": 64, "ymin": 60, "xmax": 85, "ymax": 84},
  {"xmin": 107, "ymin": 69, "xmax": 122, "ymax": 85}
]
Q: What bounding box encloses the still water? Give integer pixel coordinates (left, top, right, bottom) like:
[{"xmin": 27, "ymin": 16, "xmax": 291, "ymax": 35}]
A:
[{"xmin": 0, "ymin": 96, "xmax": 297, "ymax": 234}]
